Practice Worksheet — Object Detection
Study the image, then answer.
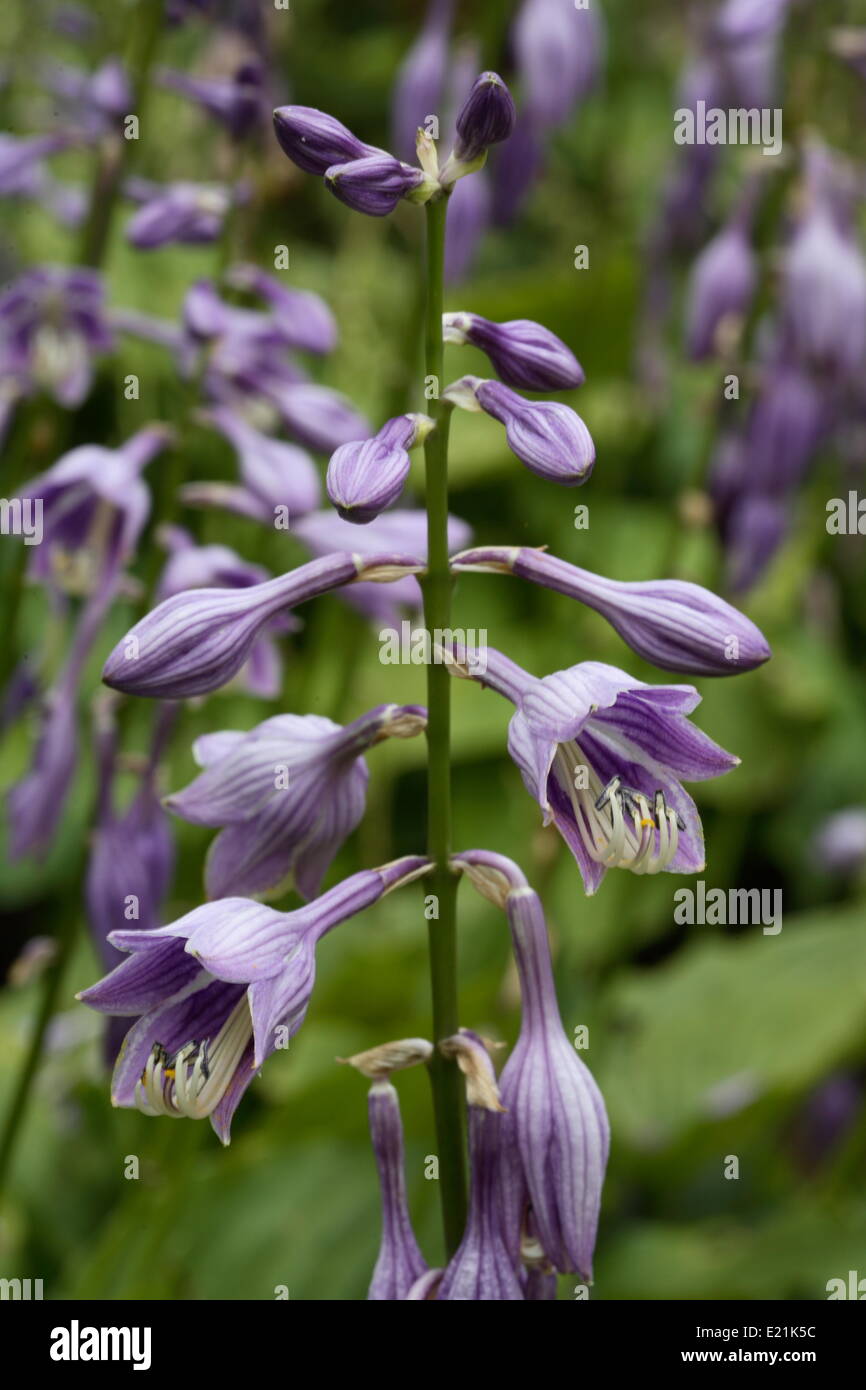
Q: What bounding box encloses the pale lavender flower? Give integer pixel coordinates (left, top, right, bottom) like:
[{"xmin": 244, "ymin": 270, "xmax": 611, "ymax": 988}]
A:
[
  {"xmin": 450, "ymin": 545, "xmax": 771, "ymax": 675},
  {"xmin": 19, "ymin": 424, "xmax": 170, "ymax": 597},
  {"xmin": 225, "ymin": 263, "xmax": 337, "ymax": 354},
  {"xmin": 125, "ymin": 179, "xmax": 236, "ymax": 249},
  {"xmin": 272, "ymin": 105, "xmax": 377, "ymax": 175},
  {"xmin": 445, "ymin": 376, "xmax": 594, "ymax": 485},
  {"xmin": 325, "ymin": 153, "xmax": 428, "ymax": 217},
  {"xmin": 264, "ymin": 380, "xmax": 372, "ymax": 453},
  {"xmin": 436, "ymin": 1097, "xmax": 524, "ymax": 1299},
  {"xmin": 781, "ymin": 193, "xmax": 866, "ymax": 380},
  {"xmin": 444, "ymin": 165, "xmax": 492, "ymax": 283},
  {"xmin": 0, "ymin": 265, "xmax": 112, "ymax": 410},
  {"xmin": 158, "ymin": 60, "xmax": 265, "ymax": 140},
  {"xmin": 367, "ymin": 1080, "xmax": 430, "ymax": 1299},
  {"xmin": 8, "ymin": 683, "xmax": 78, "ymax": 861},
  {"xmin": 187, "ymin": 405, "xmax": 322, "ymax": 524},
  {"xmin": 812, "ymin": 808, "xmax": 866, "ymax": 875},
  {"xmin": 443, "ymin": 312, "xmax": 583, "ymax": 390},
  {"xmin": 512, "ymin": 0, "xmax": 603, "ymax": 130},
  {"xmin": 41, "ymin": 57, "xmax": 132, "ymax": 136},
  {"xmin": 102, "ymin": 551, "xmax": 425, "ymax": 699},
  {"xmin": 686, "ymin": 210, "xmax": 757, "ymax": 360},
  {"xmin": 155, "ymin": 524, "xmax": 296, "ymax": 699},
  {"xmin": 0, "ymin": 133, "xmax": 73, "ymax": 196},
  {"xmin": 165, "ymin": 704, "xmax": 427, "ymax": 900},
  {"xmin": 390, "ymin": 0, "xmax": 453, "ymax": 161},
  {"xmin": 327, "ymin": 413, "xmax": 432, "ymax": 522},
  {"xmin": 78, "ymin": 858, "xmax": 430, "ymax": 1142},
  {"xmin": 294, "ymin": 509, "xmax": 471, "ymax": 626}
]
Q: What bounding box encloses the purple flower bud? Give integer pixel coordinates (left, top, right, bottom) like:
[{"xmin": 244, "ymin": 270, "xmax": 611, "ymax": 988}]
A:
[
  {"xmin": 782, "ymin": 201, "xmax": 866, "ymax": 379},
  {"xmin": 449, "ymin": 545, "xmax": 771, "ymax": 676},
  {"xmin": 125, "ymin": 181, "xmax": 234, "ymax": 249},
  {"xmin": 512, "ymin": 0, "xmax": 603, "ymax": 129},
  {"xmin": 686, "ymin": 218, "xmax": 757, "ymax": 360},
  {"xmin": 391, "ymin": 0, "xmax": 453, "ymax": 161},
  {"xmin": 327, "ymin": 413, "xmax": 432, "ymax": 522},
  {"xmin": 159, "ymin": 61, "xmax": 265, "ymax": 141},
  {"xmin": 263, "ymin": 381, "xmax": 372, "ymax": 454},
  {"xmin": 272, "ymin": 105, "xmax": 375, "ymax": 175},
  {"xmin": 367, "ymin": 1080, "xmax": 429, "ymax": 1299},
  {"xmin": 325, "ymin": 153, "xmax": 428, "ymax": 217},
  {"xmin": 165, "ymin": 704, "xmax": 427, "ymax": 900},
  {"xmin": 0, "ymin": 133, "xmax": 74, "ymax": 196},
  {"xmin": 452, "ymin": 71, "xmax": 516, "ymax": 165},
  {"xmin": 498, "ymin": 885, "xmax": 609, "ymax": 1277},
  {"xmin": 79, "ymin": 859, "xmax": 430, "ymax": 1142},
  {"xmin": 446, "ymin": 376, "xmax": 594, "ymax": 485},
  {"xmin": 444, "ymin": 166, "xmax": 492, "ymax": 283},
  {"xmin": 722, "ymin": 493, "xmax": 789, "ymax": 594},
  {"xmin": 7, "ymin": 684, "xmax": 78, "ymax": 860},
  {"xmin": 196, "ymin": 405, "xmax": 322, "ymax": 522},
  {"xmin": 225, "ymin": 263, "xmax": 337, "ymax": 354},
  {"xmin": 444, "ymin": 312, "xmax": 584, "ymax": 389},
  {"xmin": 102, "ymin": 552, "xmax": 425, "ymax": 700}
]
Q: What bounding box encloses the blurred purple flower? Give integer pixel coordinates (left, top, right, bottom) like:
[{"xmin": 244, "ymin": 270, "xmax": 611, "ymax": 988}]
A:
[
  {"xmin": 125, "ymin": 179, "xmax": 236, "ymax": 249},
  {"xmin": 0, "ymin": 265, "xmax": 112, "ymax": 410},
  {"xmin": 159, "ymin": 60, "xmax": 266, "ymax": 141},
  {"xmin": 512, "ymin": 0, "xmax": 603, "ymax": 129},
  {"xmin": 186, "ymin": 405, "xmax": 321, "ymax": 524}
]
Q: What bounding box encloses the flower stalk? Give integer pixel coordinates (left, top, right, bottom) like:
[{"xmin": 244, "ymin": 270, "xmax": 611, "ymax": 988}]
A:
[{"xmin": 420, "ymin": 192, "xmax": 467, "ymax": 1252}]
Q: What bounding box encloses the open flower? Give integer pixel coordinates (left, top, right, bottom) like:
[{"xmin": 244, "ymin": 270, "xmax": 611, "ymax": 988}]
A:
[
  {"xmin": 78, "ymin": 858, "xmax": 430, "ymax": 1143},
  {"xmin": 450, "ymin": 650, "xmax": 738, "ymax": 894},
  {"xmin": 165, "ymin": 704, "xmax": 427, "ymax": 899}
]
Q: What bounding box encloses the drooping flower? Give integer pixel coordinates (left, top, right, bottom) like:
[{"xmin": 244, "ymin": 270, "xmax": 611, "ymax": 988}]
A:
[
  {"xmin": 450, "ymin": 651, "xmax": 739, "ymax": 895},
  {"xmin": 272, "ymin": 105, "xmax": 378, "ymax": 175},
  {"xmin": 125, "ymin": 178, "xmax": 238, "ymax": 249},
  {"xmin": 155, "ymin": 524, "xmax": 297, "ymax": 699},
  {"xmin": 326, "ymin": 413, "xmax": 433, "ymax": 522},
  {"xmin": 158, "ymin": 60, "xmax": 266, "ymax": 141},
  {"xmin": 454, "ymin": 853, "xmax": 609, "ymax": 1278},
  {"xmin": 443, "ymin": 312, "xmax": 583, "ymax": 390},
  {"xmin": 18, "ymin": 424, "xmax": 170, "ymax": 598},
  {"xmin": 186, "ymin": 405, "xmax": 322, "ymax": 525},
  {"xmin": 450, "ymin": 545, "xmax": 771, "ymax": 675},
  {"xmin": 366, "ymin": 1080, "xmax": 430, "ymax": 1299},
  {"xmin": 0, "ymin": 265, "xmax": 113, "ymax": 411},
  {"xmin": 102, "ymin": 551, "xmax": 426, "ymax": 699},
  {"xmin": 445, "ymin": 377, "xmax": 594, "ymax": 485},
  {"xmin": 78, "ymin": 858, "xmax": 430, "ymax": 1142},
  {"xmin": 165, "ymin": 704, "xmax": 427, "ymax": 900}
]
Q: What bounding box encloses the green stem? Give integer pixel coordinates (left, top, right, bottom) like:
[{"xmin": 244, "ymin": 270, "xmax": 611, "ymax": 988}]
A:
[
  {"xmin": 0, "ymin": 906, "xmax": 79, "ymax": 1200},
  {"xmin": 420, "ymin": 195, "xmax": 466, "ymax": 1254},
  {"xmin": 78, "ymin": 0, "xmax": 165, "ymax": 268}
]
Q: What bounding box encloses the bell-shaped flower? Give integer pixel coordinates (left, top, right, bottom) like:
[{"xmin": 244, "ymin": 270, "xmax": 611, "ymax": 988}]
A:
[
  {"xmin": 450, "ymin": 544, "xmax": 771, "ymax": 675},
  {"xmin": 452, "ymin": 651, "xmax": 738, "ymax": 894},
  {"xmin": 186, "ymin": 405, "xmax": 321, "ymax": 525},
  {"xmin": 102, "ymin": 550, "xmax": 425, "ymax": 699},
  {"xmin": 19, "ymin": 424, "xmax": 170, "ymax": 597},
  {"xmin": 327, "ymin": 413, "xmax": 433, "ymax": 522},
  {"xmin": 77, "ymin": 858, "xmax": 430, "ymax": 1143},
  {"xmin": 0, "ymin": 265, "xmax": 112, "ymax": 409},
  {"xmin": 295, "ymin": 508, "xmax": 471, "ymax": 626},
  {"xmin": 436, "ymin": 1034, "xmax": 524, "ymax": 1301},
  {"xmin": 445, "ymin": 376, "xmax": 594, "ymax": 485},
  {"xmin": 325, "ymin": 153, "xmax": 433, "ymax": 217},
  {"xmin": 443, "ymin": 312, "xmax": 583, "ymax": 390},
  {"xmin": 440, "ymin": 71, "xmax": 516, "ymax": 186},
  {"xmin": 367, "ymin": 1080, "xmax": 430, "ymax": 1299},
  {"xmin": 165, "ymin": 704, "xmax": 427, "ymax": 900},
  {"xmin": 272, "ymin": 104, "xmax": 378, "ymax": 175},
  {"xmin": 454, "ymin": 856, "xmax": 609, "ymax": 1278}
]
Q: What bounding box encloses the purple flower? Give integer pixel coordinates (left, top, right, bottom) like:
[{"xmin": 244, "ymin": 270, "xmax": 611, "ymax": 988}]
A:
[
  {"xmin": 437, "ymin": 1117, "xmax": 524, "ymax": 1299},
  {"xmin": 78, "ymin": 859, "xmax": 430, "ymax": 1142},
  {"xmin": 272, "ymin": 105, "xmax": 377, "ymax": 175},
  {"xmin": 294, "ymin": 508, "xmax": 471, "ymax": 625},
  {"xmin": 367, "ymin": 1080, "xmax": 430, "ymax": 1299},
  {"xmin": 497, "ymin": 882, "xmax": 609, "ymax": 1278},
  {"xmin": 722, "ymin": 493, "xmax": 789, "ymax": 594},
  {"xmin": 686, "ymin": 216, "xmax": 757, "ymax": 360},
  {"xmin": 325, "ymin": 153, "xmax": 428, "ymax": 217},
  {"xmin": 125, "ymin": 180, "xmax": 235, "ymax": 249},
  {"xmin": 812, "ymin": 808, "xmax": 866, "ymax": 875},
  {"xmin": 444, "ymin": 165, "xmax": 492, "ymax": 283},
  {"xmin": 446, "ymin": 376, "xmax": 594, "ymax": 485},
  {"xmin": 782, "ymin": 200, "xmax": 866, "ymax": 380},
  {"xmin": 225, "ymin": 263, "xmax": 337, "ymax": 354},
  {"xmin": 19, "ymin": 424, "xmax": 170, "ymax": 596},
  {"xmin": 453, "ymin": 651, "xmax": 738, "ymax": 895},
  {"xmin": 165, "ymin": 704, "xmax": 427, "ymax": 900},
  {"xmin": 512, "ymin": 0, "xmax": 603, "ymax": 130},
  {"xmin": 390, "ymin": 0, "xmax": 453, "ymax": 161},
  {"xmin": 739, "ymin": 364, "xmax": 827, "ymax": 496},
  {"xmin": 0, "ymin": 265, "xmax": 112, "ymax": 409},
  {"xmin": 263, "ymin": 380, "xmax": 372, "ymax": 454},
  {"xmin": 450, "ymin": 71, "xmax": 516, "ymax": 166},
  {"xmin": 155, "ymin": 524, "xmax": 296, "ymax": 699},
  {"xmin": 327, "ymin": 413, "xmax": 432, "ymax": 522},
  {"xmin": 159, "ymin": 61, "xmax": 265, "ymax": 141},
  {"xmin": 41, "ymin": 57, "xmax": 132, "ymax": 136},
  {"xmin": 7, "ymin": 683, "xmax": 78, "ymax": 861},
  {"xmin": 0, "ymin": 133, "xmax": 73, "ymax": 196},
  {"xmin": 102, "ymin": 551, "xmax": 425, "ymax": 700},
  {"xmin": 443, "ymin": 312, "xmax": 584, "ymax": 390},
  {"xmin": 450, "ymin": 545, "xmax": 771, "ymax": 676},
  {"xmin": 188, "ymin": 405, "xmax": 322, "ymax": 524}
]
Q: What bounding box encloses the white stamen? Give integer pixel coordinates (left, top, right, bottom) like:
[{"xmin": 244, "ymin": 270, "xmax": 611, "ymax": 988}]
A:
[
  {"xmin": 134, "ymin": 997, "xmax": 253, "ymax": 1121},
  {"xmin": 554, "ymin": 742, "xmax": 681, "ymax": 875}
]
